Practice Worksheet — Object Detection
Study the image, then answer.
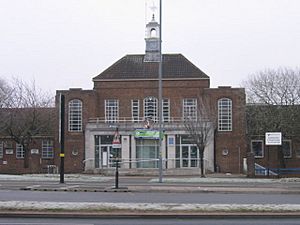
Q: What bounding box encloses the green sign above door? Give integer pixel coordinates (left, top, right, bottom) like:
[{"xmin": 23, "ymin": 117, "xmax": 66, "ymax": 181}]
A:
[{"xmin": 134, "ymin": 129, "xmax": 162, "ymax": 139}]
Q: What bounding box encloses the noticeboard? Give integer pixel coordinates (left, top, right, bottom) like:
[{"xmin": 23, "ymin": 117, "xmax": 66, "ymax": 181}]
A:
[{"xmin": 265, "ymin": 132, "xmax": 282, "ymax": 146}]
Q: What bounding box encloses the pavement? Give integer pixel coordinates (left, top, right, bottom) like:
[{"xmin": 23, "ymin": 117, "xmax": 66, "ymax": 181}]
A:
[
  {"xmin": 17, "ymin": 173, "xmax": 300, "ymax": 194},
  {"xmin": 1, "ymin": 173, "xmax": 300, "ymax": 218},
  {"xmin": 20, "ymin": 182, "xmax": 300, "ymax": 194}
]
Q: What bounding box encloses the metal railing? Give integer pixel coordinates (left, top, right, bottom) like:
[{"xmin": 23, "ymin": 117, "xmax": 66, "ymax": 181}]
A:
[
  {"xmin": 255, "ymin": 165, "xmax": 300, "ymax": 177},
  {"xmin": 255, "ymin": 163, "xmax": 277, "ymax": 176},
  {"xmin": 271, "ymin": 168, "xmax": 300, "ymax": 176},
  {"xmin": 84, "ymin": 157, "xmax": 210, "ymax": 170},
  {"xmin": 88, "ymin": 117, "xmax": 186, "ymax": 124}
]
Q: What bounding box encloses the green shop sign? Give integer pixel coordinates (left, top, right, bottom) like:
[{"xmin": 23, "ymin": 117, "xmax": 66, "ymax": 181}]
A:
[{"xmin": 134, "ymin": 129, "xmax": 163, "ymax": 139}]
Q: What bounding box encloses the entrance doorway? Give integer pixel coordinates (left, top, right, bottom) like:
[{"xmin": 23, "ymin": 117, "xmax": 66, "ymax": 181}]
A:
[
  {"xmin": 177, "ymin": 145, "xmax": 198, "ymax": 168},
  {"xmin": 94, "ymin": 135, "xmax": 121, "ymax": 168},
  {"xmin": 136, "ymin": 139, "xmax": 159, "ymax": 168},
  {"xmin": 101, "ymin": 145, "xmax": 120, "ymax": 167}
]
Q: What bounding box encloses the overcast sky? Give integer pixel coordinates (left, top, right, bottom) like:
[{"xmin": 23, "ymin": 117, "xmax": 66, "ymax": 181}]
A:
[{"xmin": 1, "ymin": 0, "xmax": 300, "ymax": 95}]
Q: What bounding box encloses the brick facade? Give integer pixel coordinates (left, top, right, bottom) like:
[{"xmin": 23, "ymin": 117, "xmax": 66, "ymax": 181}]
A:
[
  {"xmin": 206, "ymin": 87, "xmax": 247, "ymax": 173},
  {"xmin": 0, "ymin": 16, "xmax": 250, "ymax": 175},
  {"xmin": 0, "ymin": 59, "xmax": 248, "ymax": 175},
  {"xmin": 0, "ymin": 138, "xmax": 55, "ymax": 174},
  {"xmin": 52, "ymin": 64, "xmax": 247, "ymax": 174}
]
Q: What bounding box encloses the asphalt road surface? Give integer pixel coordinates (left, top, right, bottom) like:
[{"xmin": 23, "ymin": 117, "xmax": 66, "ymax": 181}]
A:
[{"xmin": 1, "ymin": 190, "xmax": 300, "ymax": 204}]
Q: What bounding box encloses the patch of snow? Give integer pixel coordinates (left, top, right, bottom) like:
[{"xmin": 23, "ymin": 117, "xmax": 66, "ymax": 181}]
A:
[
  {"xmin": 150, "ymin": 177, "xmax": 300, "ymax": 184},
  {"xmin": 279, "ymin": 178, "xmax": 300, "ymax": 183},
  {"xmin": 0, "ymin": 174, "xmax": 112, "ymax": 182},
  {"xmin": 0, "ymin": 201, "xmax": 300, "ymax": 212},
  {"xmin": 0, "ymin": 174, "xmax": 299, "ymax": 183}
]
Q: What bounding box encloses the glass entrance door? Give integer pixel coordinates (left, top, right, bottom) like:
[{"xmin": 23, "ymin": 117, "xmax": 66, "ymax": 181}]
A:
[
  {"xmin": 101, "ymin": 146, "xmax": 121, "ymax": 168},
  {"xmin": 182, "ymin": 146, "xmax": 189, "ymax": 167},
  {"xmin": 101, "ymin": 146, "xmax": 109, "ymax": 167},
  {"xmin": 136, "ymin": 139, "xmax": 159, "ymax": 168},
  {"xmin": 109, "ymin": 147, "xmax": 121, "ymax": 167},
  {"xmin": 180, "ymin": 145, "xmax": 198, "ymax": 168}
]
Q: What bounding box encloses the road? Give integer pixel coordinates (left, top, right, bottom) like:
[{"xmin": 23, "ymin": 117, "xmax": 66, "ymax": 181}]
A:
[
  {"xmin": 1, "ymin": 176, "xmax": 300, "ymax": 222},
  {"xmin": 1, "ymin": 190, "xmax": 300, "ymax": 204},
  {"xmin": 0, "ymin": 217, "xmax": 300, "ymax": 225}
]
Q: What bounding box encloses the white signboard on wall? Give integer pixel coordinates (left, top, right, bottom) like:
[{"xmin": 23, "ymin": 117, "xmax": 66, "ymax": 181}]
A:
[{"xmin": 265, "ymin": 132, "xmax": 282, "ymax": 146}]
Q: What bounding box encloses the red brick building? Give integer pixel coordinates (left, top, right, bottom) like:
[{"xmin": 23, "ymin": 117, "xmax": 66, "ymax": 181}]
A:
[
  {"xmin": 55, "ymin": 16, "xmax": 247, "ymax": 175},
  {"xmin": 246, "ymin": 105, "xmax": 300, "ymax": 177},
  {"xmin": 0, "ymin": 16, "xmax": 247, "ymax": 175},
  {"xmin": 0, "ymin": 108, "xmax": 56, "ymax": 174}
]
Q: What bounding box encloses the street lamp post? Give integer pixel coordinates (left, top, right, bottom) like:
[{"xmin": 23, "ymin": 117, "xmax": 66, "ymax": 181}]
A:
[{"xmin": 158, "ymin": 0, "xmax": 163, "ymax": 183}]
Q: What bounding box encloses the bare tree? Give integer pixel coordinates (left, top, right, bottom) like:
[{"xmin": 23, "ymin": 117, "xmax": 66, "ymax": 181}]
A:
[
  {"xmin": 0, "ymin": 78, "xmax": 55, "ymax": 169},
  {"xmin": 244, "ymin": 67, "xmax": 300, "ymax": 168},
  {"xmin": 0, "ymin": 78, "xmax": 13, "ymax": 108},
  {"xmin": 183, "ymin": 96, "xmax": 216, "ymax": 177},
  {"xmin": 0, "ymin": 78, "xmax": 13, "ymax": 132},
  {"xmin": 244, "ymin": 67, "xmax": 300, "ymax": 105}
]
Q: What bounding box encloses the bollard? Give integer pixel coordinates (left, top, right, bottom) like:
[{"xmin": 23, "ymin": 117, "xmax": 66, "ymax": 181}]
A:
[{"xmin": 115, "ymin": 159, "xmax": 119, "ymax": 189}]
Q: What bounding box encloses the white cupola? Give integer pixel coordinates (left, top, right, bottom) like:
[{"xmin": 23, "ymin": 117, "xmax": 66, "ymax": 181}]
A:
[{"xmin": 144, "ymin": 14, "xmax": 160, "ymax": 62}]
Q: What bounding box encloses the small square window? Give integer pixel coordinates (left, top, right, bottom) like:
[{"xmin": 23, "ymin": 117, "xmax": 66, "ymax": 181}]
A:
[
  {"xmin": 251, "ymin": 140, "xmax": 264, "ymax": 158},
  {"xmin": 42, "ymin": 140, "xmax": 54, "ymax": 159},
  {"xmin": 282, "ymin": 140, "xmax": 292, "ymax": 158},
  {"xmin": 168, "ymin": 137, "xmax": 175, "ymax": 145}
]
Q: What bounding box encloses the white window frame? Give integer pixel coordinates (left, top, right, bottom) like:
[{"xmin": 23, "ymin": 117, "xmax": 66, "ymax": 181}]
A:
[
  {"xmin": 42, "ymin": 140, "xmax": 54, "ymax": 159},
  {"xmin": 183, "ymin": 98, "xmax": 197, "ymax": 121},
  {"xmin": 218, "ymin": 98, "xmax": 232, "ymax": 131},
  {"xmin": 251, "ymin": 140, "xmax": 264, "ymax": 158},
  {"xmin": 68, "ymin": 99, "xmax": 83, "ymax": 132},
  {"xmin": 105, "ymin": 99, "xmax": 119, "ymax": 123},
  {"xmin": 162, "ymin": 98, "xmax": 170, "ymax": 122},
  {"xmin": 282, "ymin": 140, "xmax": 292, "ymax": 158},
  {"xmin": 16, "ymin": 144, "xmax": 25, "ymax": 159},
  {"xmin": 131, "ymin": 100, "xmax": 140, "ymax": 122},
  {"xmin": 144, "ymin": 97, "xmax": 158, "ymax": 122}
]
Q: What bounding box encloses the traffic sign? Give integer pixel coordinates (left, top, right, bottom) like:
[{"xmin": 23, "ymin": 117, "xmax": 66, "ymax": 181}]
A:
[{"xmin": 112, "ymin": 129, "xmax": 121, "ymax": 148}]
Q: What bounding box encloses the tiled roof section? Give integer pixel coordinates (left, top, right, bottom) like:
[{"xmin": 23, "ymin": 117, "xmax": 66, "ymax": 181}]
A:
[{"xmin": 93, "ymin": 54, "xmax": 209, "ymax": 80}]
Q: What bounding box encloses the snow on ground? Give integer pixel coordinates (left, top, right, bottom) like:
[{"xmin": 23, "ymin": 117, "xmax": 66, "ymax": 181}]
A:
[
  {"xmin": 149, "ymin": 177, "xmax": 300, "ymax": 183},
  {"xmin": 0, "ymin": 174, "xmax": 299, "ymax": 183},
  {"xmin": 0, "ymin": 174, "xmax": 112, "ymax": 182},
  {"xmin": 0, "ymin": 201, "xmax": 300, "ymax": 212}
]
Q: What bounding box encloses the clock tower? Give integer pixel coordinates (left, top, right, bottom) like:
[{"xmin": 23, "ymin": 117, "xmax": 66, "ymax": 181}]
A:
[{"xmin": 144, "ymin": 14, "xmax": 160, "ymax": 62}]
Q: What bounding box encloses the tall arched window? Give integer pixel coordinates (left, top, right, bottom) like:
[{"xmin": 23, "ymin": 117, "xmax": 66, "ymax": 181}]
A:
[
  {"xmin": 68, "ymin": 99, "xmax": 82, "ymax": 132},
  {"xmin": 144, "ymin": 97, "xmax": 158, "ymax": 122},
  {"xmin": 218, "ymin": 98, "xmax": 232, "ymax": 131}
]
